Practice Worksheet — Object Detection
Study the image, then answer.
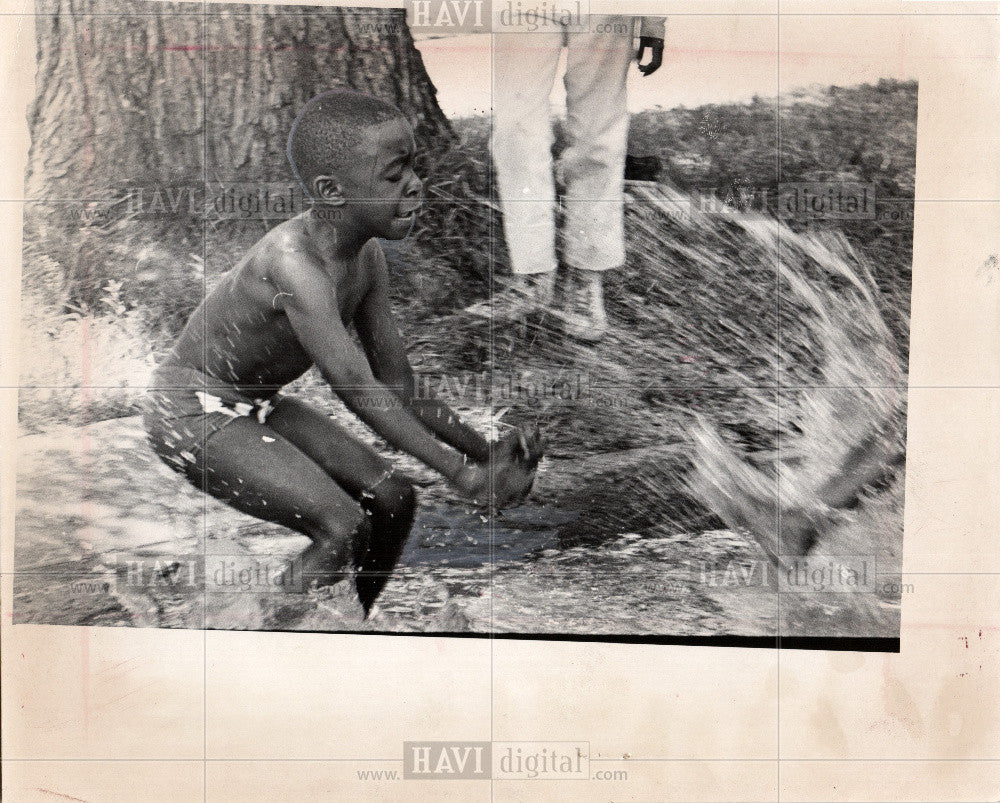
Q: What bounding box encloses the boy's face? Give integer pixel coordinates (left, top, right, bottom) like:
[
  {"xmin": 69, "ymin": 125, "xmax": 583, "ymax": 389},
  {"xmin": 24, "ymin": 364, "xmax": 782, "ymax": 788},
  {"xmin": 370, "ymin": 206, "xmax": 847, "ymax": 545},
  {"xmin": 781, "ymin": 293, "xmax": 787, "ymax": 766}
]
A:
[{"xmin": 327, "ymin": 117, "xmax": 423, "ymax": 240}]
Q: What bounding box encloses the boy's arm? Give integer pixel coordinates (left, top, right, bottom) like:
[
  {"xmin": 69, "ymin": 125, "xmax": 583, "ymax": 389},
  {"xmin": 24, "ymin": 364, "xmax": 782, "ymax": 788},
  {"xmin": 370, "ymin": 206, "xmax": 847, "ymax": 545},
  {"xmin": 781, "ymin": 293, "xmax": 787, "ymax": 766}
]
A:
[
  {"xmin": 271, "ymin": 253, "xmax": 467, "ymax": 481},
  {"xmin": 354, "ymin": 247, "xmax": 491, "ymax": 462}
]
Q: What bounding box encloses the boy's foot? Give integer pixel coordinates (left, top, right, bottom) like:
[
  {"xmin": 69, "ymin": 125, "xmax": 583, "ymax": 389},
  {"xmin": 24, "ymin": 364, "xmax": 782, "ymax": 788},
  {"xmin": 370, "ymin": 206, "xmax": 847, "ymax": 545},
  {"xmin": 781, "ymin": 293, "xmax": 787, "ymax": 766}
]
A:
[
  {"xmin": 464, "ymin": 273, "xmax": 556, "ymax": 321},
  {"xmin": 555, "ymin": 269, "xmax": 609, "ymax": 343},
  {"xmin": 297, "ymin": 539, "xmax": 353, "ymax": 591}
]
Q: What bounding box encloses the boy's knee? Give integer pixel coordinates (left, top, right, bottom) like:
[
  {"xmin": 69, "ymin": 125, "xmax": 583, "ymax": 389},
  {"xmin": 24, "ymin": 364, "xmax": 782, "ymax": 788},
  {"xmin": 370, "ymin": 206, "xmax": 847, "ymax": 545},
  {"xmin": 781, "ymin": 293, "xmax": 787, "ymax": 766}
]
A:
[{"xmin": 310, "ymin": 505, "xmax": 367, "ymax": 544}]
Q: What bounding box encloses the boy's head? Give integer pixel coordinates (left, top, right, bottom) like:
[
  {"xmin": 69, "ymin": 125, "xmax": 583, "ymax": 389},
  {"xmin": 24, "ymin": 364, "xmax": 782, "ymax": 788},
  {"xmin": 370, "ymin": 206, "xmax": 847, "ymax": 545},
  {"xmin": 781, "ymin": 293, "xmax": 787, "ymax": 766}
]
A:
[{"xmin": 287, "ymin": 90, "xmax": 422, "ymax": 240}]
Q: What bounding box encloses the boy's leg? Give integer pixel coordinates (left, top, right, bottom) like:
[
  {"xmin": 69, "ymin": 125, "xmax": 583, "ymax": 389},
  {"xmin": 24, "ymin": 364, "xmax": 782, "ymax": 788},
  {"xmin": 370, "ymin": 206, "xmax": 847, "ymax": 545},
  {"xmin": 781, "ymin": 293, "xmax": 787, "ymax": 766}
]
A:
[
  {"xmin": 193, "ymin": 416, "xmax": 370, "ymax": 590},
  {"xmin": 264, "ymin": 397, "xmax": 418, "ymax": 612}
]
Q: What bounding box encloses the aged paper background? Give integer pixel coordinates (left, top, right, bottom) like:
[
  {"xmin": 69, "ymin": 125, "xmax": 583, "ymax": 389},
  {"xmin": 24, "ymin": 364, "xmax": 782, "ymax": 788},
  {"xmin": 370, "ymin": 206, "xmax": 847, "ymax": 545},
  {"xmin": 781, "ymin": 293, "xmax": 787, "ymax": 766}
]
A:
[{"xmin": 2, "ymin": 0, "xmax": 998, "ymax": 800}]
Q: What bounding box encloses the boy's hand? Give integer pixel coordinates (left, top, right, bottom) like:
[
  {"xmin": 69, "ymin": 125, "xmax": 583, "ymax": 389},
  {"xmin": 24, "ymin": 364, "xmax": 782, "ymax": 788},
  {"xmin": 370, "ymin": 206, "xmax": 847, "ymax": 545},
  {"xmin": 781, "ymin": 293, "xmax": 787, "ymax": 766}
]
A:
[
  {"xmin": 493, "ymin": 427, "xmax": 544, "ymax": 506},
  {"xmin": 452, "ymin": 427, "xmax": 544, "ymax": 508}
]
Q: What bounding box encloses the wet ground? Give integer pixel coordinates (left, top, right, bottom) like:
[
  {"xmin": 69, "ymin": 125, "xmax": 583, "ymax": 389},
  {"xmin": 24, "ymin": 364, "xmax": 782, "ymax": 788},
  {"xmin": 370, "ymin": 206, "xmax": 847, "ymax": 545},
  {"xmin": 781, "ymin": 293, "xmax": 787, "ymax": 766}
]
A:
[{"xmin": 12, "ymin": 416, "xmax": 898, "ymax": 638}]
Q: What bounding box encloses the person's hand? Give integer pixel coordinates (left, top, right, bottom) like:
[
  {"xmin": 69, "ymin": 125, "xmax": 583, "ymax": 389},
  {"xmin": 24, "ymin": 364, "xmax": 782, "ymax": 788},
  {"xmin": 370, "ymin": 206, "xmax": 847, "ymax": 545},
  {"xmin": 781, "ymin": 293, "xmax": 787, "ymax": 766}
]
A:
[
  {"xmin": 451, "ymin": 427, "xmax": 544, "ymax": 508},
  {"xmin": 492, "ymin": 427, "xmax": 544, "ymax": 507},
  {"xmin": 636, "ymin": 36, "xmax": 664, "ymax": 76}
]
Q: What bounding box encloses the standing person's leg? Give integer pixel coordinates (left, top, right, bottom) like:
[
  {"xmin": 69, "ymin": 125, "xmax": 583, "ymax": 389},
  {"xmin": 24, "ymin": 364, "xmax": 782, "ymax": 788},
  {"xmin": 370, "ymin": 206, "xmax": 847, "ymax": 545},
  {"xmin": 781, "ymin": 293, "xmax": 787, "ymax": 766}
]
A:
[
  {"xmin": 559, "ymin": 16, "xmax": 634, "ymax": 340},
  {"xmin": 489, "ymin": 29, "xmax": 565, "ymax": 313}
]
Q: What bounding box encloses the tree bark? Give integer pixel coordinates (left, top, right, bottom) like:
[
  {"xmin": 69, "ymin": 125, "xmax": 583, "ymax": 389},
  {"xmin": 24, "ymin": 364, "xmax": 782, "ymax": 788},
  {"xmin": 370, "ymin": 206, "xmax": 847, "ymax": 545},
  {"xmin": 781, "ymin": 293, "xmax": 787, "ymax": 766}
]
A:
[
  {"xmin": 26, "ymin": 0, "xmax": 454, "ymax": 197},
  {"xmin": 206, "ymin": 5, "xmax": 455, "ymax": 182}
]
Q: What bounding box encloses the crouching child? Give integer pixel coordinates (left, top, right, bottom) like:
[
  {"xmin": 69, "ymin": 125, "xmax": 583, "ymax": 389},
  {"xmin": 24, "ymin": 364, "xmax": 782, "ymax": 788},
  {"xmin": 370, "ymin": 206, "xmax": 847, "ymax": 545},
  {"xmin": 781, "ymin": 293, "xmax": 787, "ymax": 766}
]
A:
[{"xmin": 144, "ymin": 90, "xmax": 541, "ymax": 614}]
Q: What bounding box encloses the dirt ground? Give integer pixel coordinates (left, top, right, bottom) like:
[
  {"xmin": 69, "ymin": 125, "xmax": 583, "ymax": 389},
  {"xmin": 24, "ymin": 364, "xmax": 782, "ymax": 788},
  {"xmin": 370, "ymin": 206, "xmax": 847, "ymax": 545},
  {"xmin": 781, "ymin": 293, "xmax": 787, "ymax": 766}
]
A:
[{"xmin": 12, "ymin": 416, "xmax": 899, "ymax": 639}]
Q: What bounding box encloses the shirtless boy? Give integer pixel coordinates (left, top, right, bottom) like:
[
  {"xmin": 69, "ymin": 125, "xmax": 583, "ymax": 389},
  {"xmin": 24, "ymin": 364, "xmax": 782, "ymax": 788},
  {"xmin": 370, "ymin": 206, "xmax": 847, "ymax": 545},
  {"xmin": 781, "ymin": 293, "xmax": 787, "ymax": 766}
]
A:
[{"xmin": 144, "ymin": 90, "xmax": 541, "ymax": 613}]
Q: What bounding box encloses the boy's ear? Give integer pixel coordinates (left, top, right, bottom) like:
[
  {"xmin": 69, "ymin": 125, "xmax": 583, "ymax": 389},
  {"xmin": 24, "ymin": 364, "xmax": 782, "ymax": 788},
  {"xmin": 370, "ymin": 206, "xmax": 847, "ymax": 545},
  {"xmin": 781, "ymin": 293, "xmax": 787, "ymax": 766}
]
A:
[{"xmin": 313, "ymin": 175, "xmax": 346, "ymax": 206}]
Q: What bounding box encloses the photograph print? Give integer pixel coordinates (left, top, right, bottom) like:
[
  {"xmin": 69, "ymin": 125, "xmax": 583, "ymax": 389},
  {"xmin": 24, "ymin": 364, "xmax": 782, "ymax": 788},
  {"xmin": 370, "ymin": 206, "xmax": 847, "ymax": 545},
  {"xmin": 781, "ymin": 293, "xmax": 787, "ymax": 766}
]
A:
[{"xmin": 14, "ymin": 0, "xmax": 916, "ymax": 647}]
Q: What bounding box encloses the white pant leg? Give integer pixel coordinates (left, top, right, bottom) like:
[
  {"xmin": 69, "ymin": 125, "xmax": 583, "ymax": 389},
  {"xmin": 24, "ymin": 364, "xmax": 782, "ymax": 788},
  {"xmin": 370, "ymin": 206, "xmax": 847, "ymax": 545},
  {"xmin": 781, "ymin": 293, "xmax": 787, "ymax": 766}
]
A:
[
  {"xmin": 491, "ymin": 31, "xmax": 564, "ymax": 275},
  {"xmin": 561, "ymin": 16, "xmax": 633, "ymax": 272}
]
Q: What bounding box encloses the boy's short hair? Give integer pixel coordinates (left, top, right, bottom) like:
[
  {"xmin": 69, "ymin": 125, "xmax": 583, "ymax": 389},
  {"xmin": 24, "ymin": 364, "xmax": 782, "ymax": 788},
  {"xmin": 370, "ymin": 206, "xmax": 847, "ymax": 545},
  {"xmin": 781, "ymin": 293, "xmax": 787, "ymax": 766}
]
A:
[{"xmin": 287, "ymin": 89, "xmax": 405, "ymax": 196}]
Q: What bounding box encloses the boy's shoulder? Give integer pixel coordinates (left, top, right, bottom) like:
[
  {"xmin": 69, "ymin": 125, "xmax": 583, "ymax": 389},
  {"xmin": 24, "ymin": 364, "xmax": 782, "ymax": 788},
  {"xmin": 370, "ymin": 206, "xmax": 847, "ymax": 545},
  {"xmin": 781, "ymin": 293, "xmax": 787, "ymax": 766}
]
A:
[
  {"xmin": 257, "ymin": 217, "xmax": 386, "ymax": 267},
  {"xmin": 245, "ymin": 219, "xmax": 389, "ymax": 293},
  {"xmin": 257, "ymin": 217, "xmax": 320, "ymax": 262},
  {"xmin": 247, "ymin": 217, "xmax": 335, "ymax": 283}
]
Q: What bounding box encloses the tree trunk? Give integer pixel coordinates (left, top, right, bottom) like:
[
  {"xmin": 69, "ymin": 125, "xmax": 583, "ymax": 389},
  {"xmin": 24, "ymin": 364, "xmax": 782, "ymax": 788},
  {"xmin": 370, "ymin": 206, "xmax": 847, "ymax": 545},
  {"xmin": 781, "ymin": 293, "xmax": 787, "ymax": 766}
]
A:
[
  {"xmin": 206, "ymin": 6, "xmax": 454, "ymax": 182},
  {"xmin": 26, "ymin": 0, "xmax": 454, "ymax": 197}
]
